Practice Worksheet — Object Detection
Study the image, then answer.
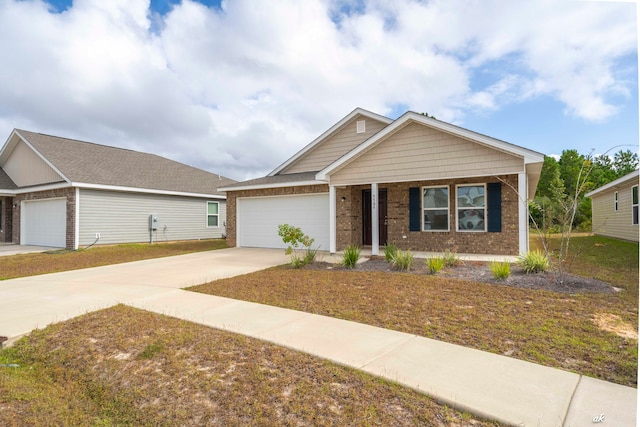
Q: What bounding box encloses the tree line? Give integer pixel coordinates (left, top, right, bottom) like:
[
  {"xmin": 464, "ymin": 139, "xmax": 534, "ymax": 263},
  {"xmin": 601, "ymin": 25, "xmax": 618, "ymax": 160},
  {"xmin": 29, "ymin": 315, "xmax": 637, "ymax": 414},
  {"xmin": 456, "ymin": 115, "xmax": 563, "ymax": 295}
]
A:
[{"xmin": 531, "ymin": 149, "xmax": 638, "ymax": 231}]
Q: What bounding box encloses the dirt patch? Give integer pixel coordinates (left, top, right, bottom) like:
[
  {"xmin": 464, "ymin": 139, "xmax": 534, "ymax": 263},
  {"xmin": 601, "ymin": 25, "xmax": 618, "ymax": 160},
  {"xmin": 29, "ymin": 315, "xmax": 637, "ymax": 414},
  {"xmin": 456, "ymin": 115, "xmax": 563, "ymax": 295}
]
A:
[
  {"xmin": 593, "ymin": 313, "xmax": 639, "ymax": 339},
  {"xmin": 308, "ymin": 257, "xmax": 617, "ymax": 295}
]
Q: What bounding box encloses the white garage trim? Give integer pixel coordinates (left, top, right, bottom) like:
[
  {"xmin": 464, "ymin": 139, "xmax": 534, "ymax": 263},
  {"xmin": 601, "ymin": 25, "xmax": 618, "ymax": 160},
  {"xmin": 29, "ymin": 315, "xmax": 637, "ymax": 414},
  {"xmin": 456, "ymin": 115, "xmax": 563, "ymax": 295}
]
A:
[
  {"xmin": 237, "ymin": 193, "xmax": 330, "ymax": 250},
  {"xmin": 21, "ymin": 197, "xmax": 67, "ymax": 248}
]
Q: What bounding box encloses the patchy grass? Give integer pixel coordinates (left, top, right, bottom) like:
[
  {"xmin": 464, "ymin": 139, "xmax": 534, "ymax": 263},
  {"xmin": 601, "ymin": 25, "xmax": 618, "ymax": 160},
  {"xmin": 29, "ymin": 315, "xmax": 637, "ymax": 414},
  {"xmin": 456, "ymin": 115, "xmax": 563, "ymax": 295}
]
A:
[
  {"xmin": 0, "ymin": 239, "xmax": 226, "ymax": 280},
  {"xmin": 531, "ymin": 234, "xmax": 639, "ymax": 304},
  {"xmin": 0, "ymin": 305, "xmax": 499, "ymax": 426},
  {"xmin": 190, "ymin": 266, "xmax": 638, "ymax": 387}
]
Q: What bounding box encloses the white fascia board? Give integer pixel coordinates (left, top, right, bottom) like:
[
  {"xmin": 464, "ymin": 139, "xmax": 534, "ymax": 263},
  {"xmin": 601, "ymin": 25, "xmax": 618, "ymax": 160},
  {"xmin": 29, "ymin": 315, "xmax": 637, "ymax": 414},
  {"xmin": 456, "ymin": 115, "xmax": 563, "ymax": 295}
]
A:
[
  {"xmin": 268, "ymin": 108, "xmax": 393, "ymax": 176},
  {"xmin": 317, "ymin": 112, "xmax": 545, "ymax": 180},
  {"xmin": 12, "ymin": 182, "xmax": 72, "ymax": 194},
  {"xmin": 72, "ymin": 182, "xmax": 226, "ymax": 199},
  {"xmin": 12, "ymin": 130, "xmax": 71, "ymax": 183},
  {"xmin": 219, "ymin": 180, "xmax": 327, "ymax": 192},
  {"xmin": 585, "ymin": 169, "xmax": 640, "ymax": 197}
]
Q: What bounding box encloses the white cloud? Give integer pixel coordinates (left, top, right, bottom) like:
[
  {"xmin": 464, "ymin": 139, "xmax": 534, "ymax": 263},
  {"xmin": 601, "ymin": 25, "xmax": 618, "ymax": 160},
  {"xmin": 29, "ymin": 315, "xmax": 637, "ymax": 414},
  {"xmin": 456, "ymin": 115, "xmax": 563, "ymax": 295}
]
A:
[{"xmin": 0, "ymin": 0, "xmax": 635, "ymax": 179}]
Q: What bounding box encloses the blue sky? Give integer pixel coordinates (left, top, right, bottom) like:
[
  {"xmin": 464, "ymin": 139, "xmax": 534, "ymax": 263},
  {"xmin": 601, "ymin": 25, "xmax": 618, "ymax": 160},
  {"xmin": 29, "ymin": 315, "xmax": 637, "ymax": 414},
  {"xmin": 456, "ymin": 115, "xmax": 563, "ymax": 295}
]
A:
[{"xmin": 0, "ymin": 0, "xmax": 637, "ymax": 179}]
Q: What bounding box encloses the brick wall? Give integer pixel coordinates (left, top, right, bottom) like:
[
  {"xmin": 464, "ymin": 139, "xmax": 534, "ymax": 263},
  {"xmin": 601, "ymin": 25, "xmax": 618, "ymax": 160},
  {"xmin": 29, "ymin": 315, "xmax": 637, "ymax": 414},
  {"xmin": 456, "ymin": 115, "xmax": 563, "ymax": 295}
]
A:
[
  {"xmin": 0, "ymin": 197, "xmax": 13, "ymax": 243},
  {"xmin": 225, "ymin": 184, "xmax": 329, "ymax": 247},
  {"xmin": 363, "ymin": 175, "xmax": 520, "ymax": 255},
  {"xmin": 13, "ymin": 187, "xmax": 76, "ymax": 249},
  {"xmin": 225, "ymin": 175, "xmax": 521, "ymax": 255}
]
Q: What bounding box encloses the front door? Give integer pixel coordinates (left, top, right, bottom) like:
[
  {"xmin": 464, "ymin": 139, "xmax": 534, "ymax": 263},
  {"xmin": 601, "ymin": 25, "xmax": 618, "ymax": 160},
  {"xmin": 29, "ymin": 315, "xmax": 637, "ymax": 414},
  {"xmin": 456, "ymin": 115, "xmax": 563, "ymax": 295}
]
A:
[{"xmin": 362, "ymin": 189, "xmax": 387, "ymax": 246}]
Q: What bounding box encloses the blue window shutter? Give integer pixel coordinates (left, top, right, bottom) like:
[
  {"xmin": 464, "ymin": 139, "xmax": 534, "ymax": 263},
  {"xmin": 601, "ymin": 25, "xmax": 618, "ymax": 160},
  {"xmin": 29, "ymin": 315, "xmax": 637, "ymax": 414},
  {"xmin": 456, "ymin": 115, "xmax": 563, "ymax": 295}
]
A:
[
  {"xmin": 487, "ymin": 183, "xmax": 502, "ymax": 232},
  {"xmin": 409, "ymin": 187, "xmax": 421, "ymax": 231}
]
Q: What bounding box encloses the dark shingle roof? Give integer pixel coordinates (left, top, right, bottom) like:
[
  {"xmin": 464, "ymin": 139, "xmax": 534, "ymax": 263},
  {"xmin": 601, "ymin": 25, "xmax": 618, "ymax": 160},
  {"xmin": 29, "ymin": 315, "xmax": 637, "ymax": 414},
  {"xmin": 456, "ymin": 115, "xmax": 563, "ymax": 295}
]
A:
[
  {"xmin": 220, "ymin": 171, "xmax": 320, "ymax": 189},
  {"xmin": 16, "ymin": 130, "xmax": 235, "ymax": 196},
  {"xmin": 0, "ymin": 167, "xmax": 17, "ymax": 189}
]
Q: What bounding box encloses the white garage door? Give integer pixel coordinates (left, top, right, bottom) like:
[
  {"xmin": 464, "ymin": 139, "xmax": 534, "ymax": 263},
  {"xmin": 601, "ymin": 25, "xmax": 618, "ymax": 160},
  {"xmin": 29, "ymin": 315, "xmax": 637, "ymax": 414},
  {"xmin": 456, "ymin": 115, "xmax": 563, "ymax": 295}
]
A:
[
  {"xmin": 22, "ymin": 198, "xmax": 67, "ymax": 247},
  {"xmin": 237, "ymin": 194, "xmax": 330, "ymax": 250}
]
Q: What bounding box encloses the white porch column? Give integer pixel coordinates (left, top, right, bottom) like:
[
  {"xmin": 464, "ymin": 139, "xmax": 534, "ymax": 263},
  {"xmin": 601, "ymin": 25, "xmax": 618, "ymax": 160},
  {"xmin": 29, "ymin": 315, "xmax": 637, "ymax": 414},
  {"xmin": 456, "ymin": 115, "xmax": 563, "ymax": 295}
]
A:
[
  {"xmin": 518, "ymin": 172, "xmax": 528, "ymax": 254},
  {"xmin": 371, "ymin": 183, "xmax": 379, "ymax": 255},
  {"xmin": 329, "ymin": 185, "xmax": 336, "ymax": 254}
]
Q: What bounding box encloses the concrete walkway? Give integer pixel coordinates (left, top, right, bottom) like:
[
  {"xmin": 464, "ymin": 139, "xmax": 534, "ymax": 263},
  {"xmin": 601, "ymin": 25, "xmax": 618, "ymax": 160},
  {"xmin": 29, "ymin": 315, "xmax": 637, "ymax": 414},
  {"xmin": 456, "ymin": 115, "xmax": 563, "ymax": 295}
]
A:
[{"xmin": 0, "ymin": 247, "xmax": 636, "ymax": 426}]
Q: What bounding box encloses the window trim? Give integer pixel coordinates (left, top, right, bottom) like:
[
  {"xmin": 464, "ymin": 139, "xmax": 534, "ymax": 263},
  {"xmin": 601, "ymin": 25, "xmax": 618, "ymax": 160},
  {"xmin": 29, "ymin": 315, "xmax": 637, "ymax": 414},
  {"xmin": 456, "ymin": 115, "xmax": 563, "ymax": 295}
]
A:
[
  {"xmin": 421, "ymin": 185, "xmax": 450, "ymax": 232},
  {"xmin": 206, "ymin": 201, "xmax": 220, "ymax": 228},
  {"xmin": 614, "ymin": 191, "xmax": 619, "ymax": 211},
  {"xmin": 632, "ymin": 185, "xmax": 638, "ymax": 226},
  {"xmin": 456, "ymin": 183, "xmax": 487, "ymax": 232}
]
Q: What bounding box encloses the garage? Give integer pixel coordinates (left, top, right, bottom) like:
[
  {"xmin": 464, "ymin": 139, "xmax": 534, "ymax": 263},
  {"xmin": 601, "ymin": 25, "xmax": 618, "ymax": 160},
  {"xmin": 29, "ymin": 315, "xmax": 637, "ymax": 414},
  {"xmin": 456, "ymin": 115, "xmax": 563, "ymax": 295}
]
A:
[
  {"xmin": 22, "ymin": 198, "xmax": 67, "ymax": 247},
  {"xmin": 237, "ymin": 193, "xmax": 329, "ymax": 250}
]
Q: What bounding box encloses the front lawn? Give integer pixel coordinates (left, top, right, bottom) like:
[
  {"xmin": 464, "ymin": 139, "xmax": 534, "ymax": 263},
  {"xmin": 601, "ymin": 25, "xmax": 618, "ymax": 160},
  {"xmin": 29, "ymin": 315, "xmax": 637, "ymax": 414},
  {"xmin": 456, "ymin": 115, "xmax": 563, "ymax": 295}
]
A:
[
  {"xmin": 190, "ymin": 235, "xmax": 638, "ymax": 387},
  {"xmin": 0, "ymin": 305, "xmax": 499, "ymax": 426}
]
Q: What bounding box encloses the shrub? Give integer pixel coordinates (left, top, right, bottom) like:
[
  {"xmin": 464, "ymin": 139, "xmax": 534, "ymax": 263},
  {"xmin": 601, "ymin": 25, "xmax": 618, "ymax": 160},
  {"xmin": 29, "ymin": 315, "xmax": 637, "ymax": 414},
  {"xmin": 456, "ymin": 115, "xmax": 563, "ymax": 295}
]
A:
[
  {"xmin": 391, "ymin": 250, "xmax": 414, "ymax": 271},
  {"xmin": 489, "ymin": 261, "xmax": 511, "ymax": 280},
  {"xmin": 426, "ymin": 257, "xmax": 445, "ymax": 274},
  {"xmin": 278, "ymin": 224, "xmax": 317, "ymax": 268},
  {"xmin": 442, "ymin": 249, "xmax": 460, "ymax": 267},
  {"xmin": 342, "ymin": 245, "xmax": 361, "ymax": 269},
  {"xmin": 384, "ymin": 242, "xmax": 398, "ymax": 262},
  {"xmin": 518, "ymin": 250, "xmax": 549, "ymax": 274}
]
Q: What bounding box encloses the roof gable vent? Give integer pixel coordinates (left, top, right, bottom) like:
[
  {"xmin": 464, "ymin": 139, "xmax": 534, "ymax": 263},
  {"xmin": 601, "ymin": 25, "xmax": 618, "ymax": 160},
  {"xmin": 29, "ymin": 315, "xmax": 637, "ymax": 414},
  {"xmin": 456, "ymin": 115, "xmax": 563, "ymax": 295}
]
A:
[{"xmin": 356, "ymin": 120, "xmax": 366, "ymax": 134}]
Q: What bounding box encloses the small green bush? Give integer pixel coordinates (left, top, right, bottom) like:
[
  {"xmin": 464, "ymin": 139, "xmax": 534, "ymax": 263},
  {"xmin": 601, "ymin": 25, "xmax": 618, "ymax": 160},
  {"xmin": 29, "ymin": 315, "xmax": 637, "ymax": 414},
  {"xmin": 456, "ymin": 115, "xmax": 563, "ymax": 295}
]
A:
[
  {"xmin": 518, "ymin": 250, "xmax": 549, "ymax": 274},
  {"xmin": 426, "ymin": 257, "xmax": 445, "ymax": 274},
  {"xmin": 342, "ymin": 245, "xmax": 361, "ymax": 269},
  {"xmin": 278, "ymin": 224, "xmax": 316, "ymax": 268},
  {"xmin": 391, "ymin": 250, "xmax": 414, "ymax": 271},
  {"xmin": 489, "ymin": 261, "xmax": 511, "ymax": 280},
  {"xmin": 442, "ymin": 249, "xmax": 460, "ymax": 267},
  {"xmin": 384, "ymin": 242, "xmax": 399, "ymax": 262}
]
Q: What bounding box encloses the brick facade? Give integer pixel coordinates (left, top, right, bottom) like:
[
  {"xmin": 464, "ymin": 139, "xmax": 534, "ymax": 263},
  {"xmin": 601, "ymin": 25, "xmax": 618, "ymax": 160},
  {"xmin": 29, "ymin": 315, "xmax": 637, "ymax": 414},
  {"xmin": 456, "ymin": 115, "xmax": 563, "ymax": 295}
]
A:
[
  {"xmin": 13, "ymin": 187, "xmax": 76, "ymax": 249},
  {"xmin": 0, "ymin": 197, "xmax": 13, "ymax": 243},
  {"xmin": 228, "ymin": 174, "xmax": 521, "ymax": 255}
]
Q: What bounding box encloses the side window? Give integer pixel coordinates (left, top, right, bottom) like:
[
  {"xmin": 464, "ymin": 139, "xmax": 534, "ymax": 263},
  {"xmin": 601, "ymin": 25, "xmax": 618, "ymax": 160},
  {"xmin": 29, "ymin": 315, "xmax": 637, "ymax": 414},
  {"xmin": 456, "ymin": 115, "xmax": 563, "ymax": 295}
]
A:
[
  {"xmin": 422, "ymin": 186, "xmax": 449, "ymax": 231},
  {"xmin": 207, "ymin": 201, "xmax": 219, "ymax": 227},
  {"xmin": 456, "ymin": 185, "xmax": 486, "ymax": 231},
  {"xmin": 632, "ymin": 186, "xmax": 638, "ymax": 225},
  {"xmin": 614, "ymin": 191, "xmax": 619, "ymax": 211}
]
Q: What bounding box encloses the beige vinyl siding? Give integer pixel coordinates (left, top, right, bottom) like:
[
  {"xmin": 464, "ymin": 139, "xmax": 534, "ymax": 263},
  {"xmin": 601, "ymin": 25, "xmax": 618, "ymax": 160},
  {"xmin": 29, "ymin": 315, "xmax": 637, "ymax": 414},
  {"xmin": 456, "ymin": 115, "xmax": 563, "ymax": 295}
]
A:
[
  {"xmin": 4, "ymin": 140, "xmax": 63, "ymax": 186},
  {"xmin": 591, "ymin": 182, "xmax": 639, "ymax": 242},
  {"xmin": 78, "ymin": 189, "xmax": 226, "ymax": 246},
  {"xmin": 283, "ymin": 115, "xmax": 388, "ymax": 174},
  {"xmin": 329, "ymin": 122, "xmax": 524, "ymax": 186}
]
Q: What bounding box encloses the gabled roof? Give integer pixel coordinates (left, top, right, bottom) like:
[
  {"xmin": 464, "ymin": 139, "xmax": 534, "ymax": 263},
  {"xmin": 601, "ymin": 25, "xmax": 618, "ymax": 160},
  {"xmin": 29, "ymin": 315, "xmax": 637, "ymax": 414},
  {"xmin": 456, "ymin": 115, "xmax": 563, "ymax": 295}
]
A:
[
  {"xmin": 0, "ymin": 129, "xmax": 235, "ymax": 197},
  {"xmin": 585, "ymin": 169, "xmax": 639, "ymax": 198},
  {"xmin": 316, "ymin": 111, "xmax": 545, "ymax": 181},
  {"xmin": 268, "ymin": 108, "xmax": 393, "ymax": 176},
  {"xmin": 219, "ymin": 171, "xmax": 322, "ymax": 191}
]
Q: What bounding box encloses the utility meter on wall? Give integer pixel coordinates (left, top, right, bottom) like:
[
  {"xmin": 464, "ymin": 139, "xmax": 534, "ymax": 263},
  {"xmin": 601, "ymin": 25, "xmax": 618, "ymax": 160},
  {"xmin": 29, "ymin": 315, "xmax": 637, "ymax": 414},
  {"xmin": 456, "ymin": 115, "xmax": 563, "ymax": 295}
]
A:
[{"xmin": 149, "ymin": 215, "xmax": 159, "ymax": 231}]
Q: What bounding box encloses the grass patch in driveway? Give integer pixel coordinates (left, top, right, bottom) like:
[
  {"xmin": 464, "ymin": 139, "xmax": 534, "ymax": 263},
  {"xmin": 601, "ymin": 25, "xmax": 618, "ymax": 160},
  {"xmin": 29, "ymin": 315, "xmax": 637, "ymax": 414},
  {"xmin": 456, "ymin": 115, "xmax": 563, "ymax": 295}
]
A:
[
  {"xmin": 189, "ymin": 267, "xmax": 638, "ymax": 387},
  {"xmin": 0, "ymin": 239, "xmax": 226, "ymax": 280},
  {"xmin": 0, "ymin": 305, "xmax": 500, "ymax": 426}
]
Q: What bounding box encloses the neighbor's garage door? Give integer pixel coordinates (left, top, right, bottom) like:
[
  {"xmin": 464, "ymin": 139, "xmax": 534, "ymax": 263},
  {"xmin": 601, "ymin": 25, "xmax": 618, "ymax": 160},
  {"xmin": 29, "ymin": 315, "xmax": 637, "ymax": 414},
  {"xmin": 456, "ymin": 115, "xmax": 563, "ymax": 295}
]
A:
[
  {"xmin": 22, "ymin": 198, "xmax": 67, "ymax": 247},
  {"xmin": 237, "ymin": 194, "xmax": 330, "ymax": 250}
]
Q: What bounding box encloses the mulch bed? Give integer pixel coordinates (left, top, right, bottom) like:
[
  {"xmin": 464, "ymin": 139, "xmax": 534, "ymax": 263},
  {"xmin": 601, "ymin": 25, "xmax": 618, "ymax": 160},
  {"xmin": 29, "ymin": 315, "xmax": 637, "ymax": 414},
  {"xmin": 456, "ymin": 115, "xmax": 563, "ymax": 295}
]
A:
[{"xmin": 308, "ymin": 257, "xmax": 617, "ymax": 295}]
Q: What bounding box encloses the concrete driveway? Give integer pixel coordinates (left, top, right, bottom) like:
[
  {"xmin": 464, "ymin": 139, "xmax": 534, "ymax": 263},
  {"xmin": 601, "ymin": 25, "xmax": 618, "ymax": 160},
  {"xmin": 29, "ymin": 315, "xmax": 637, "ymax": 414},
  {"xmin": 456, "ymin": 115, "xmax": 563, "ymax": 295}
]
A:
[
  {"xmin": 0, "ymin": 244, "xmax": 61, "ymax": 256},
  {"xmin": 0, "ymin": 247, "xmax": 290, "ymax": 343}
]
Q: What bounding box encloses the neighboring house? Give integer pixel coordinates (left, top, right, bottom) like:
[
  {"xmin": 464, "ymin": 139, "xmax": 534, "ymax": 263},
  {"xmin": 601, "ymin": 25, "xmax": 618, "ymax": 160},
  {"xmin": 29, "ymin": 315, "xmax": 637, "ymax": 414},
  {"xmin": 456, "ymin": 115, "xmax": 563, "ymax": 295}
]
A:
[
  {"xmin": 220, "ymin": 108, "xmax": 545, "ymax": 256},
  {"xmin": 0, "ymin": 129, "xmax": 236, "ymax": 249},
  {"xmin": 585, "ymin": 169, "xmax": 639, "ymax": 243}
]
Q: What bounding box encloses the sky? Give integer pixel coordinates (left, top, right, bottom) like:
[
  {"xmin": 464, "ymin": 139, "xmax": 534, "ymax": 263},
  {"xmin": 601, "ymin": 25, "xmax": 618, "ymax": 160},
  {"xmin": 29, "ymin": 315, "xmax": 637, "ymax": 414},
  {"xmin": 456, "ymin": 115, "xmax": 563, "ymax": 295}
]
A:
[{"xmin": 0, "ymin": 0, "xmax": 637, "ymax": 181}]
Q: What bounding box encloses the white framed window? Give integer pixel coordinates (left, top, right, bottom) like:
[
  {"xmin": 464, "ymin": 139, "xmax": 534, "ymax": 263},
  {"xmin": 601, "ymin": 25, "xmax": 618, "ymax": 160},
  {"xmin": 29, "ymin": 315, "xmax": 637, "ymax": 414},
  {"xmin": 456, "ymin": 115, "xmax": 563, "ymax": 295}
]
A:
[
  {"xmin": 614, "ymin": 191, "xmax": 619, "ymax": 211},
  {"xmin": 207, "ymin": 201, "xmax": 219, "ymax": 227},
  {"xmin": 422, "ymin": 186, "xmax": 449, "ymax": 231},
  {"xmin": 456, "ymin": 184, "xmax": 486, "ymax": 231},
  {"xmin": 632, "ymin": 186, "xmax": 638, "ymax": 225}
]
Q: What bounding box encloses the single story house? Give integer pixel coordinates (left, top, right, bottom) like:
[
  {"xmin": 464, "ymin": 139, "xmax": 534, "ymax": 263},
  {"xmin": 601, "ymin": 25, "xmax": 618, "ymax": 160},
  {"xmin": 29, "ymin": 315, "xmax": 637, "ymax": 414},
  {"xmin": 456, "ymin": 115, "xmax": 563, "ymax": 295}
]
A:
[
  {"xmin": 0, "ymin": 129, "xmax": 235, "ymax": 249},
  {"xmin": 585, "ymin": 169, "xmax": 639, "ymax": 242},
  {"xmin": 220, "ymin": 108, "xmax": 545, "ymax": 256}
]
